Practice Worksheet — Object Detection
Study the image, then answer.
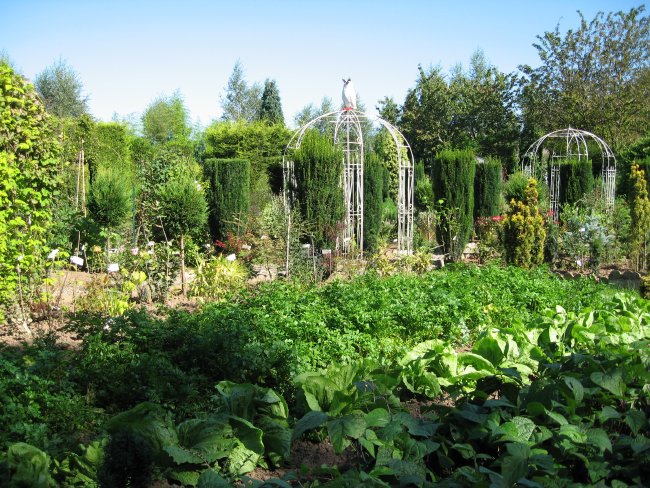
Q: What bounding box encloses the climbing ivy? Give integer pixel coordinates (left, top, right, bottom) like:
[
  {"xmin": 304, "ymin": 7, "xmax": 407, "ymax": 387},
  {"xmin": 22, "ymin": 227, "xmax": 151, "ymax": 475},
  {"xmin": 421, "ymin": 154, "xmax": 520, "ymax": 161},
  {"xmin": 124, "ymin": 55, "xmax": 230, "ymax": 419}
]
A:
[{"xmin": 0, "ymin": 62, "xmax": 60, "ymax": 322}]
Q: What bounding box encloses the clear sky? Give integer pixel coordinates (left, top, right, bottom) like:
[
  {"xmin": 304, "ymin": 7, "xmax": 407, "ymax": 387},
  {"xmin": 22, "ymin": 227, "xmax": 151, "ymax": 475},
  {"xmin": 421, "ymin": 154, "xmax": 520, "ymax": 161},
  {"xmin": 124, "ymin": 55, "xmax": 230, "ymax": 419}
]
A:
[{"xmin": 0, "ymin": 0, "xmax": 642, "ymax": 129}]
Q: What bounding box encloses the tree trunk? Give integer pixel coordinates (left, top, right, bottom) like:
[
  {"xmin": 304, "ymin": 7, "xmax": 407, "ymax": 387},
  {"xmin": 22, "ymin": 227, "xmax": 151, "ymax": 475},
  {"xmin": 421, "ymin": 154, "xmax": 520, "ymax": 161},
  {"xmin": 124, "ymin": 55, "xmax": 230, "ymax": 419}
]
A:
[{"xmin": 180, "ymin": 234, "xmax": 186, "ymax": 295}]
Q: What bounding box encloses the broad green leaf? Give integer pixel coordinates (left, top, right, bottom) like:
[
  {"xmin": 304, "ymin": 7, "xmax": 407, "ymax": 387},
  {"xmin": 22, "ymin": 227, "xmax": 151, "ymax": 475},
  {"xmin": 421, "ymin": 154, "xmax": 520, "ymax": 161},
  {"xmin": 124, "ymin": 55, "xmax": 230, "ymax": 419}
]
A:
[
  {"xmin": 106, "ymin": 402, "xmax": 178, "ymax": 465},
  {"xmin": 228, "ymin": 416, "xmax": 264, "ymax": 475},
  {"xmin": 625, "ymin": 409, "xmax": 647, "ymax": 435},
  {"xmin": 563, "ymin": 376, "xmax": 584, "ymax": 404},
  {"xmin": 525, "ymin": 401, "xmax": 546, "ymax": 417},
  {"xmin": 473, "ymin": 332, "xmax": 506, "ymax": 366},
  {"xmin": 176, "ymin": 417, "xmax": 232, "ymax": 463},
  {"xmin": 452, "ymin": 443, "xmax": 475, "ymax": 459},
  {"xmin": 559, "ymin": 424, "xmax": 587, "ymax": 444},
  {"xmin": 598, "ymin": 406, "xmax": 621, "ymax": 423},
  {"xmin": 365, "ymin": 408, "xmax": 391, "ymax": 428},
  {"xmin": 164, "ymin": 445, "xmax": 204, "ymax": 465},
  {"xmin": 590, "ymin": 369, "xmax": 626, "ymax": 397},
  {"xmin": 546, "ymin": 411, "xmax": 568, "ymax": 426},
  {"xmin": 291, "ymin": 411, "xmax": 328, "ymax": 443},
  {"xmin": 326, "ymin": 414, "xmax": 366, "ymax": 453},
  {"xmin": 256, "ymin": 415, "xmax": 291, "ymax": 464},
  {"xmin": 6, "ymin": 443, "xmax": 56, "ymax": 488},
  {"xmin": 587, "ymin": 428, "xmax": 612, "ymax": 453},
  {"xmin": 170, "ymin": 470, "xmax": 201, "ymax": 486},
  {"xmin": 498, "ymin": 417, "xmax": 537, "ymax": 443},
  {"xmin": 501, "ymin": 452, "xmax": 529, "ymax": 486}
]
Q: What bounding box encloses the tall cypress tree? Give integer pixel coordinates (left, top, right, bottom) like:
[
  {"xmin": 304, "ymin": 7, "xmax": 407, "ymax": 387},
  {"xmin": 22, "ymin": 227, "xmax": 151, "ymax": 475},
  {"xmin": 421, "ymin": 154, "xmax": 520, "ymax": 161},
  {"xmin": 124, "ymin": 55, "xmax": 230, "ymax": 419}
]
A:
[
  {"xmin": 292, "ymin": 131, "xmax": 344, "ymax": 248},
  {"xmin": 364, "ymin": 152, "xmax": 384, "ymax": 252},
  {"xmin": 433, "ymin": 148, "xmax": 476, "ymax": 260},
  {"xmin": 203, "ymin": 158, "xmax": 251, "ymax": 241},
  {"xmin": 559, "ymin": 158, "xmax": 594, "ymax": 205},
  {"xmin": 258, "ymin": 79, "xmax": 284, "ymax": 125},
  {"xmin": 474, "ymin": 157, "xmax": 502, "ymax": 218}
]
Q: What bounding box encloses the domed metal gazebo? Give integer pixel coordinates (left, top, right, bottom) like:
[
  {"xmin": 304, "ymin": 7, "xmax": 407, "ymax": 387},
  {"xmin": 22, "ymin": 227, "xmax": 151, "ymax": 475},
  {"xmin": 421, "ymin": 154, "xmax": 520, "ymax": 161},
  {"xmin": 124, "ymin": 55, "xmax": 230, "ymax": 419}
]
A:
[{"xmin": 283, "ymin": 107, "xmax": 414, "ymax": 265}]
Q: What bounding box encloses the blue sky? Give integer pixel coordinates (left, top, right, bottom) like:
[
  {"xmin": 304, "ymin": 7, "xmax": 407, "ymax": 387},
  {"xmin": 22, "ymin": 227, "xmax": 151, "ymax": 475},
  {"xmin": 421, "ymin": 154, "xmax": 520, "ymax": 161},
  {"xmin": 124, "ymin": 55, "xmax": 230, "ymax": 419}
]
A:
[{"xmin": 0, "ymin": 0, "xmax": 642, "ymax": 128}]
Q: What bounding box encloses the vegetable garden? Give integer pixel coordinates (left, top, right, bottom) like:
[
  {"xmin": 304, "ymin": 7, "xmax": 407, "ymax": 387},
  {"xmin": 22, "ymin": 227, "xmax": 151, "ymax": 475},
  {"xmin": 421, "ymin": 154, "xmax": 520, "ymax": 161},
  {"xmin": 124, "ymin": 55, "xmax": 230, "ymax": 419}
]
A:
[{"xmin": 1, "ymin": 5, "xmax": 650, "ymax": 487}]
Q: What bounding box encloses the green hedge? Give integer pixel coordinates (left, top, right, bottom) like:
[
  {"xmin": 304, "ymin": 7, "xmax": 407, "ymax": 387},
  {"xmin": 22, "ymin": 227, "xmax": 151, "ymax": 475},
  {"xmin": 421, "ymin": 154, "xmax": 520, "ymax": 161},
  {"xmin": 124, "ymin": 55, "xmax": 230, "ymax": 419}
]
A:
[
  {"xmin": 203, "ymin": 158, "xmax": 251, "ymax": 241},
  {"xmin": 433, "ymin": 149, "xmax": 476, "ymax": 260}
]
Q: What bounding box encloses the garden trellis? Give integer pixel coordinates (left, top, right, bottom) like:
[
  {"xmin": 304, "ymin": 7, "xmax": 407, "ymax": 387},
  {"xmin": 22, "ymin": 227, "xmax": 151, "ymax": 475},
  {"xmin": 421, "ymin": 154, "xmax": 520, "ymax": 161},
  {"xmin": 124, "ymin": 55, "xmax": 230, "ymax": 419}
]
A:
[
  {"xmin": 283, "ymin": 106, "xmax": 415, "ymax": 266},
  {"xmin": 521, "ymin": 127, "xmax": 616, "ymax": 217}
]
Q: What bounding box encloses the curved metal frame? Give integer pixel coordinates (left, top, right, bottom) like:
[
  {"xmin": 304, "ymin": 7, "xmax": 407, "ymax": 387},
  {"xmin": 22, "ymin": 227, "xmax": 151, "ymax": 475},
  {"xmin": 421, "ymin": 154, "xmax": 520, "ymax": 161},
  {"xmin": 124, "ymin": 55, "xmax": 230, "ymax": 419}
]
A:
[
  {"xmin": 283, "ymin": 108, "xmax": 414, "ymax": 263},
  {"xmin": 521, "ymin": 127, "xmax": 616, "ymax": 216}
]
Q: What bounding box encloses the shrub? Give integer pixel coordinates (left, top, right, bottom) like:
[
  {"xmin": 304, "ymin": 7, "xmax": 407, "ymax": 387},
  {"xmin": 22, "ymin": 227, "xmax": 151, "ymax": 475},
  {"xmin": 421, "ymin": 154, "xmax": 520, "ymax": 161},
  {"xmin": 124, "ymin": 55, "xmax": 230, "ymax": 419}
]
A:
[
  {"xmin": 203, "ymin": 158, "xmax": 250, "ymax": 242},
  {"xmin": 363, "ymin": 152, "xmax": 384, "ymax": 252},
  {"xmin": 87, "ymin": 168, "xmax": 132, "ymax": 257},
  {"xmin": 502, "ymin": 178, "xmax": 546, "ymax": 268},
  {"xmin": 474, "ymin": 157, "xmax": 502, "ymax": 218},
  {"xmin": 158, "ymin": 171, "xmax": 208, "ymax": 293},
  {"xmin": 291, "ymin": 131, "xmax": 345, "ymax": 249},
  {"xmin": 189, "ymin": 255, "xmax": 248, "ymax": 302},
  {"xmin": 433, "ymin": 149, "xmax": 476, "ymax": 260}
]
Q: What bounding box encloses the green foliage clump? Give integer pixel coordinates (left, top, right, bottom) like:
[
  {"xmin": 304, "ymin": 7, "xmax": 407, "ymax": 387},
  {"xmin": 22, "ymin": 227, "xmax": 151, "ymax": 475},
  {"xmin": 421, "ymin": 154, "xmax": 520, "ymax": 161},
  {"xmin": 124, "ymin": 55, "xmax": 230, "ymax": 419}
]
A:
[
  {"xmin": 141, "ymin": 92, "xmax": 191, "ymax": 145},
  {"xmin": 202, "ymin": 120, "xmax": 291, "ymax": 208},
  {"xmin": 0, "ymin": 63, "xmax": 60, "ymax": 322},
  {"xmin": 363, "ymin": 152, "xmax": 384, "ymax": 251},
  {"xmin": 474, "ymin": 156, "xmax": 502, "ymax": 218},
  {"xmin": 87, "ymin": 168, "xmax": 132, "ymax": 233},
  {"xmin": 560, "ymin": 158, "xmax": 594, "ymax": 205},
  {"xmin": 414, "ymin": 160, "xmax": 434, "ymax": 210},
  {"xmin": 203, "ymin": 158, "xmax": 250, "ymax": 242},
  {"xmin": 504, "ymin": 170, "xmax": 529, "ymax": 203},
  {"xmin": 189, "ymin": 255, "xmax": 248, "ymax": 301},
  {"xmin": 433, "ymin": 148, "xmax": 476, "ymax": 260},
  {"xmin": 503, "ymin": 178, "xmax": 546, "ymax": 268},
  {"xmin": 291, "ymin": 131, "xmax": 345, "ymax": 249}
]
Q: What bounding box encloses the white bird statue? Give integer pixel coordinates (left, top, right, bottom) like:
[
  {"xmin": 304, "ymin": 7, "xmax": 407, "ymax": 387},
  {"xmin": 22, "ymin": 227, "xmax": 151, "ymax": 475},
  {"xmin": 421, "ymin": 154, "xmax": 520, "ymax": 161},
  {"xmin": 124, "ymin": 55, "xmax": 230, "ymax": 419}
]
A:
[{"xmin": 342, "ymin": 78, "xmax": 357, "ymax": 110}]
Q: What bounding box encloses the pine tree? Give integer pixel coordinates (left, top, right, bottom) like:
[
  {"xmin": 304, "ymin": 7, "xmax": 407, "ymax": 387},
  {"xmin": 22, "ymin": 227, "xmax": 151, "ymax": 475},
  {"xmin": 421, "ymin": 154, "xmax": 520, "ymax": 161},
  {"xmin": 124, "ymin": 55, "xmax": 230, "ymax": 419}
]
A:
[{"xmin": 258, "ymin": 79, "xmax": 284, "ymax": 125}]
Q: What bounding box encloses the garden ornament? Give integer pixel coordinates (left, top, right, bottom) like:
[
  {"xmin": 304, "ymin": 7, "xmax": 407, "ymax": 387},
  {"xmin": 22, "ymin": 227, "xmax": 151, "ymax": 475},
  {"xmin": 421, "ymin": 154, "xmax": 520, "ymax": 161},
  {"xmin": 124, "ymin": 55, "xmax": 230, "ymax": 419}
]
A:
[{"xmin": 342, "ymin": 78, "xmax": 357, "ymax": 109}]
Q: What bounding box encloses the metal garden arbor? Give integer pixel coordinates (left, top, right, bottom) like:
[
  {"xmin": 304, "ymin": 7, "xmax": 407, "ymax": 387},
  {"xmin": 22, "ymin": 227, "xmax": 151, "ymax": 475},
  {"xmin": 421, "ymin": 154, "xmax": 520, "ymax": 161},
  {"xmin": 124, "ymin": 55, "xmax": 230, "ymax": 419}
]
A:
[
  {"xmin": 521, "ymin": 127, "xmax": 616, "ymax": 217},
  {"xmin": 283, "ymin": 108, "xmax": 414, "ymax": 265}
]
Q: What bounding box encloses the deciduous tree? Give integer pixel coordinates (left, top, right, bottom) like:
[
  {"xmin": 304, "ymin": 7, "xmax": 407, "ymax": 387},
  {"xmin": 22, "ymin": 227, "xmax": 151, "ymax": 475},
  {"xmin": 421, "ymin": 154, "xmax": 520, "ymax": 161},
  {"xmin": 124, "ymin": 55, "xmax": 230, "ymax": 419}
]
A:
[
  {"xmin": 519, "ymin": 6, "xmax": 650, "ymax": 149},
  {"xmin": 34, "ymin": 59, "xmax": 88, "ymax": 118},
  {"xmin": 220, "ymin": 60, "xmax": 262, "ymax": 122}
]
